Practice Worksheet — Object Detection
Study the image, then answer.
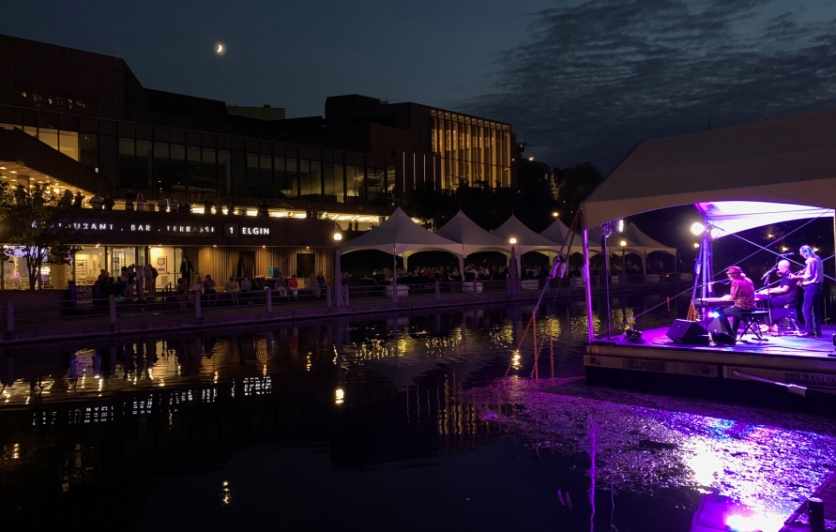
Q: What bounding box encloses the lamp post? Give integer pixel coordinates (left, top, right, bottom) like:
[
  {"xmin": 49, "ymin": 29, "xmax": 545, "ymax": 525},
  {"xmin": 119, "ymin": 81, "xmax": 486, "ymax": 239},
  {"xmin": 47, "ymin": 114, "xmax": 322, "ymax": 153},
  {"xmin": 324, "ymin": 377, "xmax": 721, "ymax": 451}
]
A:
[
  {"xmin": 333, "ymin": 232, "xmax": 342, "ymax": 307},
  {"xmin": 619, "ymin": 240, "xmax": 627, "ymax": 286},
  {"xmin": 509, "ymin": 237, "xmax": 519, "ymax": 295}
]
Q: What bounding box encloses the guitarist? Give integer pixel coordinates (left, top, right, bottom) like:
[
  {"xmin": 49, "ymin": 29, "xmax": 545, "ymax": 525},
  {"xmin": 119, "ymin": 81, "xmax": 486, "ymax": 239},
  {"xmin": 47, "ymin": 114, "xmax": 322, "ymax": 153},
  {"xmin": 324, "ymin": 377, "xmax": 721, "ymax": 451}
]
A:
[{"xmin": 790, "ymin": 245, "xmax": 823, "ymax": 338}]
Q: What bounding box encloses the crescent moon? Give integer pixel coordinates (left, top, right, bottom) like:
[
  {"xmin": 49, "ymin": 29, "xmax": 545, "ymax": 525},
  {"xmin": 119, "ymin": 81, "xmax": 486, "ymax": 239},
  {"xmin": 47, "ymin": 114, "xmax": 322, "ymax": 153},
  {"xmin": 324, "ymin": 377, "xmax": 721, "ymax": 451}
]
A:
[{"xmin": 216, "ymin": 44, "xmax": 224, "ymax": 53}]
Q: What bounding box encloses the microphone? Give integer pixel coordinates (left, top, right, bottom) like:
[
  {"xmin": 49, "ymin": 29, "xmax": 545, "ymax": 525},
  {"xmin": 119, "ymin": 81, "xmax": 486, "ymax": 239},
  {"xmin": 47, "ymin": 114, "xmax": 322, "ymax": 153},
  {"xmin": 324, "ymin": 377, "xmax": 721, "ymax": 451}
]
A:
[
  {"xmin": 779, "ymin": 252, "xmax": 795, "ymax": 257},
  {"xmin": 761, "ymin": 267, "xmax": 776, "ymax": 280}
]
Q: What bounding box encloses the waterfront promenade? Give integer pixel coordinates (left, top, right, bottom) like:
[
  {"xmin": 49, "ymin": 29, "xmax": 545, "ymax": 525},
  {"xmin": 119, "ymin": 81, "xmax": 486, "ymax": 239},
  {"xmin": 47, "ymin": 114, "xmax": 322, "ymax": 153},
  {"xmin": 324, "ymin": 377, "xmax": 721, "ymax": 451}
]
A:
[{"xmin": 0, "ymin": 280, "xmax": 689, "ymax": 345}]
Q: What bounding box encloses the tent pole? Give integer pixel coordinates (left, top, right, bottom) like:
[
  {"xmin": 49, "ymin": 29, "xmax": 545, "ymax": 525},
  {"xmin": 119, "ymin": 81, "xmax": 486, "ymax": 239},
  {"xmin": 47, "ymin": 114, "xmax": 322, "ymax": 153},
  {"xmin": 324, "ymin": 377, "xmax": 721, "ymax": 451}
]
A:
[
  {"xmin": 583, "ymin": 228, "xmax": 594, "ymax": 343},
  {"xmin": 601, "ymin": 228, "xmax": 611, "ymax": 340},
  {"xmin": 393, "ymin": 243, "xmax": 398, "ymax": 303}
]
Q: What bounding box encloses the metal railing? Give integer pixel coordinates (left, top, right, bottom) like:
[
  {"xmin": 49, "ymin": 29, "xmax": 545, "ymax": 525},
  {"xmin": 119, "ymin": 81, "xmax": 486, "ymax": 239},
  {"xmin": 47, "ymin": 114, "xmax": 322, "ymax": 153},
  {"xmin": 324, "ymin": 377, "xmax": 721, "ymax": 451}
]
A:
[{"xmin": 0, "ymin": 275, "xmax": 693, "ymax": 333}]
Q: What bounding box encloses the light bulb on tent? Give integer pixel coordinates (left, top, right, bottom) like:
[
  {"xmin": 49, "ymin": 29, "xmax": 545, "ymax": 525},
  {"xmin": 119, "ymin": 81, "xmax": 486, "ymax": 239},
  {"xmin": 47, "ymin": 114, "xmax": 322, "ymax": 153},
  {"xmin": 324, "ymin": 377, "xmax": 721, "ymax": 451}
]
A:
[
  {"xmin": 617, "ymin": 219, "xmax": 624, "ymax": 232},
  {"xmin": 691, "ymin": 222, "xmax": 706, "ymax": 235}
]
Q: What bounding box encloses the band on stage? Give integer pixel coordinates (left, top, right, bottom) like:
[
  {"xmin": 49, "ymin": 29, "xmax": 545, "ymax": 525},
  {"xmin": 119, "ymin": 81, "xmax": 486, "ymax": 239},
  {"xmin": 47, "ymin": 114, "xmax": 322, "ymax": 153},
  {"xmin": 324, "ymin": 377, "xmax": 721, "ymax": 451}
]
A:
[{"xmin": 701, "ymin": 245, "xmax": 824, "ymax": 339}]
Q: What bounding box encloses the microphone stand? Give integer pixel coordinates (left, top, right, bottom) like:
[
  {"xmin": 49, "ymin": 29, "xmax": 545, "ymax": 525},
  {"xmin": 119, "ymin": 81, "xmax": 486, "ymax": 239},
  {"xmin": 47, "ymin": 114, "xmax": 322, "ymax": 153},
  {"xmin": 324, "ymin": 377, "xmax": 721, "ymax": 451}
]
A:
[{"xmin": 762, "ymin": 262, "xmax": 779, "ymax": 335}]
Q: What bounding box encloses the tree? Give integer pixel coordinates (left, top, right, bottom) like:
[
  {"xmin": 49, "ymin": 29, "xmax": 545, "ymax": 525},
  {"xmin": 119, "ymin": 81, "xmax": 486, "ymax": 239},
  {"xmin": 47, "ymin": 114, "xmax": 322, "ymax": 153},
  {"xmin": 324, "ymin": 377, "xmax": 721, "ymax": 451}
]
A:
[
  {"xmin": 0, "ymin": 183, "xmax": 78, "ymax": 290},
  {"xmin": 555, "ymin": 163, "xmax": 604, "ymax": 221}
]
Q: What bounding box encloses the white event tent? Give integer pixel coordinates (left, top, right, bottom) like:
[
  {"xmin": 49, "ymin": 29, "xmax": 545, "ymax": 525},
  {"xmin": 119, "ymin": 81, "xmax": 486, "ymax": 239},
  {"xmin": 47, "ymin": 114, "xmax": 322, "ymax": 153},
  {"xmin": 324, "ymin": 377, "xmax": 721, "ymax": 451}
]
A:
[
  {"xmin": 492, "ymin": 214, "xmax": 561, "ymax": 274},
  {"xmin": 539, "ymin": 218, "xmax": 588, "ymax": 256},
  {"xmin": 340, "ymin": 207, "xmax": 463, "ymax": 271},
  {"xmin": 579, "ymin": 107, "xmax": 836, "ymax": 341},
  {"xmin": 435, "ymin": 210, "xmax": 510, "ymax": 275}
]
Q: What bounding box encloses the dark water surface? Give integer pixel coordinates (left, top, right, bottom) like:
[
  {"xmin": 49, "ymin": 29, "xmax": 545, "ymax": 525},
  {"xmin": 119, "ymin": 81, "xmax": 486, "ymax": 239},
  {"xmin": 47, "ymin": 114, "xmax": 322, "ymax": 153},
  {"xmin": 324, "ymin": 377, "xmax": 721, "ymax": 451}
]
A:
[{"xmin": 1, "ymin": 293, "xmax": 835, "ymax": 532}]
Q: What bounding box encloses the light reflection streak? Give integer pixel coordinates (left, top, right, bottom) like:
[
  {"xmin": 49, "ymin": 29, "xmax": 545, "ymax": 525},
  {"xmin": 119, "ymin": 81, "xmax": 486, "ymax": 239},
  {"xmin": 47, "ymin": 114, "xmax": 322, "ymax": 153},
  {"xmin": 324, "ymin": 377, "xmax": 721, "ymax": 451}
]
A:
[{"xmin": 465, "ymin": 380, "xmax": 836, "ymax": 519}]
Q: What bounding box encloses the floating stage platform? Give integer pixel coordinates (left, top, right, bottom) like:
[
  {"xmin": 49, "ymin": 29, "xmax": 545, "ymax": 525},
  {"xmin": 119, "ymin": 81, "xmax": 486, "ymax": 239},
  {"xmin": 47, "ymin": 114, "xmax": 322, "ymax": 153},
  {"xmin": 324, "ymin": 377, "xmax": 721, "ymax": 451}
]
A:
[{"xmin": 585, "ymin": 324, "xmax": 836, "ymax": 413}]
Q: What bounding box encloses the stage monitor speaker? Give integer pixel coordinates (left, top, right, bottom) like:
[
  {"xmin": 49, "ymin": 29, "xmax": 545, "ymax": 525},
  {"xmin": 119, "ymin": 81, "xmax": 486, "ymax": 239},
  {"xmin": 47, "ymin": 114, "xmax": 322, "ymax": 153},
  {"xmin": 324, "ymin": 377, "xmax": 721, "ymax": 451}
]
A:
[{"xmin": 666, "ymin": 319, "xmax": 710, "ymax": 345}]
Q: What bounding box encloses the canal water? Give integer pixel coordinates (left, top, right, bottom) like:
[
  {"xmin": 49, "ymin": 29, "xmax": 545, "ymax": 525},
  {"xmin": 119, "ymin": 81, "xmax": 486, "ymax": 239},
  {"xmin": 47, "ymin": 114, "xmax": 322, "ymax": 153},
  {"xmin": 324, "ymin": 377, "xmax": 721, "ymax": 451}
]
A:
[{"xmin": 1, "ymin": 292, "xmax": 835, "ymax": 532}]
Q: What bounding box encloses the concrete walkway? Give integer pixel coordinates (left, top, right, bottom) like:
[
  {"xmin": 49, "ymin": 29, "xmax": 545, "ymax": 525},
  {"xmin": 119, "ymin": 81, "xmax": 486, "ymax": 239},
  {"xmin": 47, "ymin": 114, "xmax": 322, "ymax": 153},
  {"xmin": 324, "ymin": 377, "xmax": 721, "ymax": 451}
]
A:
[{"xmin": 0, "ymin": 282, "xmax": 691, "ymax": 345}]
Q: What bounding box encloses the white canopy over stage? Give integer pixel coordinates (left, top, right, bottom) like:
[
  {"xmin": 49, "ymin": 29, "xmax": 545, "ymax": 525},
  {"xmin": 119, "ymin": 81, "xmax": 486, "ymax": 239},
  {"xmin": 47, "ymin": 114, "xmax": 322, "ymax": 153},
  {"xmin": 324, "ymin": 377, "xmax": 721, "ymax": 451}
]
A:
[
  {"xmin": 578, "ymin": 107, "xmax": 836, "ymax": 341},
  {"xmin": 581, "ymin": 107, "xmax": 836, "ymax": 231},
  {"xmin": 696, "ymin": 201, "xmax": 834, "ymax": 238}
]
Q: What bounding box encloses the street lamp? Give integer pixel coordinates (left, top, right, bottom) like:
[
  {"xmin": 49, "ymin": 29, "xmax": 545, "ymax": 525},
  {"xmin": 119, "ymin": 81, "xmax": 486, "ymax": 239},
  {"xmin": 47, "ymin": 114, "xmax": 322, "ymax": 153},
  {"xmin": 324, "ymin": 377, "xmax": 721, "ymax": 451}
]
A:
[
  {"xmin": 335, "ymin": 387, "xmax": 345, "ymax": 406},
  {"xmin": 552, "ymin": 212, "xmax": 559, "ymax": 218},
  {"xmin": 693, "ymin": 242, "xmax": 700, "ymax": 249},
  {"xmin": 508, "ymin": 237, "xmax": 519, "ymax": 295},
  {"xmin": 333, "ymin": 233, "xmax": 343, "ymax": 307}
]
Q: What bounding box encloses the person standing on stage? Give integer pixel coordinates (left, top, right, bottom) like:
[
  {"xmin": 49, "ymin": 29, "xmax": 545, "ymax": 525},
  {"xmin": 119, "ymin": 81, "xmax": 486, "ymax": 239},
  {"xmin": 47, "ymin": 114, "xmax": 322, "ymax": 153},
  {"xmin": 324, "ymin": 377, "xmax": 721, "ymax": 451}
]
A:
[
  {"xmin": 767, "ymin": 259, "xmax": 800, "ymax": 309},
  {"xmin": 790, "ymin": 245, "xmax": 824, "ymax": 338},
  {"xmin": 717, "ymin": 265, "xmax": 756, "ymax": 336}
]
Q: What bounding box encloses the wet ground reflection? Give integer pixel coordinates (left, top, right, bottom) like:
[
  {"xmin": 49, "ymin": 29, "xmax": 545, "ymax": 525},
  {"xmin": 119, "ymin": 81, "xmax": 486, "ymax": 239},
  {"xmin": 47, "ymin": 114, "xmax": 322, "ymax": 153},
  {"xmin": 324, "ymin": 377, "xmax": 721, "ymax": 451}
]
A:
[{"xmin": 0, "ymin": 294, "xmax": 832, "ymax": 531}]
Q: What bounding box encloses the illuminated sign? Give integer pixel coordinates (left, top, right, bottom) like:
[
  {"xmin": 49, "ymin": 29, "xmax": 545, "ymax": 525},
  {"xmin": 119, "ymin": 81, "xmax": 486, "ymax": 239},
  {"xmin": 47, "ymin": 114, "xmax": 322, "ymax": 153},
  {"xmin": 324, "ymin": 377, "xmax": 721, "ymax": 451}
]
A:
[{"xmin": 224, "ymin": 223, "xmax": 270, "ymax": 237}]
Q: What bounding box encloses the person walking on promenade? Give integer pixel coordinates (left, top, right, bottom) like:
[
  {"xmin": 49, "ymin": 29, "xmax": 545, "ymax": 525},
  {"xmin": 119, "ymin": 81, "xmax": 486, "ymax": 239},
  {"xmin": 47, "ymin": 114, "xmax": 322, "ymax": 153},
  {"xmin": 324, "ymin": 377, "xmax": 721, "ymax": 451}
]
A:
[
  {"xmin": 120, "ymin": 267, "xmax": 131, "ymax": 302},
  {"xmin": 144, "ymin": 263, "xmax": 155, "ymax": 298},
  {"xmin": 226, "ymin": 277, "xmax": 240, "ymax": 305},
  {"xmin": 180, "ymin": 256, "xmax": 195, "ymax": 283},
  {"xmin": 309, "ymin": 272, "xmax": 319, "ymax": 298},
  {"xmin": 135, "ymin": 262, "xmax": 145, "ymax": 302}
]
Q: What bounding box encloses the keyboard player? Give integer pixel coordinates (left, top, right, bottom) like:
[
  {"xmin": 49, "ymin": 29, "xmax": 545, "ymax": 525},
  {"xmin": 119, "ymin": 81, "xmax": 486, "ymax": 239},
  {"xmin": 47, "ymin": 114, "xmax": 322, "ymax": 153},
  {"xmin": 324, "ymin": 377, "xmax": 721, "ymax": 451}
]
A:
[{"xmin": 715, "ymin": 265, "xmax": 756, "ymax": 336}]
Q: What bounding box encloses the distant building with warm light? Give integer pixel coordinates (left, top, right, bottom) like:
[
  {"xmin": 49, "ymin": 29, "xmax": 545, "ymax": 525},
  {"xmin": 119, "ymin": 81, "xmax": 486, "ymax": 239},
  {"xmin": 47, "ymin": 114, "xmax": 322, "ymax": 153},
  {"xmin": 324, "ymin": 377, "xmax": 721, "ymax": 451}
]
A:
[{"xmin": 0, "ymin": 34, "xmax": 517, "ymax": 289}]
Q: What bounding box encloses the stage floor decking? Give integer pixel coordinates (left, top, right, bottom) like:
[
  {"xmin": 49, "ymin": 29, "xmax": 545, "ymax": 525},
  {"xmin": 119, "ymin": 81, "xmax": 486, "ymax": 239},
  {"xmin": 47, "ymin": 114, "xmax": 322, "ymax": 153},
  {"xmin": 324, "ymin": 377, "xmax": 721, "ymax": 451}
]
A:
[
  {"xmin": 611, "ymin": 324, "xmax": 836, "ymax": 359},
  {"xmin": 586, "ymin": 324, "xmax": 836, "ymax": 397}
]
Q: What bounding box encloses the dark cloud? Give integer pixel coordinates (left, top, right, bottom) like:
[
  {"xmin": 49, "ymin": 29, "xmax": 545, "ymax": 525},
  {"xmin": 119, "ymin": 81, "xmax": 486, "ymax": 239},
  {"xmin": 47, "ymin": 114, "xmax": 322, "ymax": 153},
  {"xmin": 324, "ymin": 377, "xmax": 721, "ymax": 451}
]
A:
[{"xmin": 460, "ymin": 0, "xmax": 836, "ymax": 172}]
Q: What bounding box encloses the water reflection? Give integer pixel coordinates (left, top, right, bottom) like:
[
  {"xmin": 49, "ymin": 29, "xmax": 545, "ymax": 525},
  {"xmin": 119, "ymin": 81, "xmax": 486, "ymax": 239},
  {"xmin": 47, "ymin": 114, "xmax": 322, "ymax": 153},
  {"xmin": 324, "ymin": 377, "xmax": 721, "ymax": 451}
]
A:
[{"xmin": 0, "ymin": 294, "xmax": 830, "ymax": 531}]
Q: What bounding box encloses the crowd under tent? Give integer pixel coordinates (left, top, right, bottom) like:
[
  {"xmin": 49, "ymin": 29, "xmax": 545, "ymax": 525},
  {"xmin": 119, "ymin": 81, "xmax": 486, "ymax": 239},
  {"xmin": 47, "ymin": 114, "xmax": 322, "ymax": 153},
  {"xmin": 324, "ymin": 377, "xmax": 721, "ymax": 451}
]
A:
[
  {"xmin": 340, "ymin": 207, "xmax": 462, "ymax": 273},
  {"xmin": 580, "ymin": 106, "xmax": 836, "ymax": 341},
  {"xmin": 610, "ymin": 222, "xmax": 678, "ymax": 274},
  {"xmin": 435, "ymin": 210, "xmax": 510, "ymax": 276}
]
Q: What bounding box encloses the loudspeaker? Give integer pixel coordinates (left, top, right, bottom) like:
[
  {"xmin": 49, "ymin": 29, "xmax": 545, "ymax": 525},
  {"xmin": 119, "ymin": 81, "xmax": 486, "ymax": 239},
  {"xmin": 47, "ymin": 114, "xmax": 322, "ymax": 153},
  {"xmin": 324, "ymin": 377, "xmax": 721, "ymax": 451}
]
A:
[
  {"xmin": 707, "ymin": 317, "xmax": 728, "ymax": 334},
  {"xmin": 666, "ymin": 319, "xmax": 710, "ymax": 345}
]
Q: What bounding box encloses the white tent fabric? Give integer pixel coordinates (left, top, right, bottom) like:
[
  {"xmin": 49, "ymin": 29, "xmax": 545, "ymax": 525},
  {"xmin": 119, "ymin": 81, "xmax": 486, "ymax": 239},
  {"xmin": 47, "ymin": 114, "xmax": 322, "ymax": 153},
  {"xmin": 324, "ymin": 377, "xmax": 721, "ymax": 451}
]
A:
[
  {"xmin": 617, "ymin": 223, "xmax": 677, "ymax": 256},
  {"xmin": 435, "ymin": 210, "xmax": 509, "ymax": 256},
  {"xmin": 492, "ymin": 215, "xmax": 561, "ymax": 254},
  {"xmin": 696, "ymin": 201, "xmax": 834, "ymax": 238},
  {"xmin": 581, "ymin": 107, "xmax": 836, "ymax": 229},
  {"xmin": 340, "ymin": 207, "xmax": 462, "ymax": 258},
  {"xmin": 539, "ymin": 219, "xmax": 588, "ymax": 255}
]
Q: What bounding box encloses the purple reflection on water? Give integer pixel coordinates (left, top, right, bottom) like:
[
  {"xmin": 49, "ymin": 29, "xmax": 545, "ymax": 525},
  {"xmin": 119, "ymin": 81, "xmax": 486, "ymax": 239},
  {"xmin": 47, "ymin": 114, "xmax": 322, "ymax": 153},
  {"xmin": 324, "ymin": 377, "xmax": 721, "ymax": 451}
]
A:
[{"xmin": 464, "ymin": 378, "xmax": 836, "ymax": 523}]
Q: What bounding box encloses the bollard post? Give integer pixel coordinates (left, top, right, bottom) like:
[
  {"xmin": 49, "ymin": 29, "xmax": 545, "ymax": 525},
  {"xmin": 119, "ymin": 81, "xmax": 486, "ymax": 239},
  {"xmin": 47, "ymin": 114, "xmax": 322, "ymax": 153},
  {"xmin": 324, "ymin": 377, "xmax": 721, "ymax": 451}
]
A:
[
  {"xmin": 326, "ymin": 286, "xmax": 332, "ymax": 308},
  {"xmin": 809, "ymin": 497, "xmax": 825, "ymax": 532},
  {"xmin": 266, "ymin": 287, "xmax": 272, "ymax": 313},
  {"xmin": 109, "ymin": 295, "xmax": 116, "ymax": 325},
  {"xmin": 472, "ymin": 278, "xmax": 478, "ymax": 296},
  {"xmin": 195, "ymin": 290, "xmax": 201, "ymax": 318},
  {"xmin": 6, "ymin": 299, "xmax": 13, "ymax": 332},
  {"xmin": 435, "ymin": 280, "xmax": 440, "ymax": 300}
]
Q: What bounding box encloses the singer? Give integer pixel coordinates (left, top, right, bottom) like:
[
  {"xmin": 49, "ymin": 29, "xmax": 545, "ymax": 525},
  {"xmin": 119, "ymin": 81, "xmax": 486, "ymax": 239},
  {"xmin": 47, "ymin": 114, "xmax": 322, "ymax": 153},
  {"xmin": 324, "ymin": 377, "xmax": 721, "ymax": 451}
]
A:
[
  {"xmin": 790, "ymin": 245, "xmax": 824, "ymax": 338},
  {"xmin": 715, "ymin": 265, "xmax": 756, "ymax": 336},
  {"xmin": 767, "ymin": 260, "xmax": 799, "ymax": 309}
]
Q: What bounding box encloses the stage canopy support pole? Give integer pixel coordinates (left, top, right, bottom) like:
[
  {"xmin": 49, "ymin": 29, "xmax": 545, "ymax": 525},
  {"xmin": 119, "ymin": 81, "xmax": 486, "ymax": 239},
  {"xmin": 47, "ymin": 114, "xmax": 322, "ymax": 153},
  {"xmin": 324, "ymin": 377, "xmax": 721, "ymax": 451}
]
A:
[{"xmin": 583, "ymin": 227, "xmax": 595, "ymax": 344}]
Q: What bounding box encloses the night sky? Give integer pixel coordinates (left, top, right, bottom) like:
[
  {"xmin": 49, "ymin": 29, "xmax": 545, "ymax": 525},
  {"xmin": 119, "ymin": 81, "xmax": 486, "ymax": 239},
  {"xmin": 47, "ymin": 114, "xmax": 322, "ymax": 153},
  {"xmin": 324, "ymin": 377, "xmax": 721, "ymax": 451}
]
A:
[{"xmin": 3, "ymin": 0, "xmax": 836, "ymax": 172}]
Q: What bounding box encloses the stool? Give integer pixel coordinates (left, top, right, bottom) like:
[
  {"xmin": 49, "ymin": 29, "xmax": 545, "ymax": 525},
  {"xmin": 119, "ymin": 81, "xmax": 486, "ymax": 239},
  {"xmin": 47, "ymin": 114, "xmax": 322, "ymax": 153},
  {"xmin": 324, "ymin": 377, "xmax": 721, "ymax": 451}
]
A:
[
  {"xmin": 738, "ymin": 310, "xmax": 769, "ymax": 340},
  {"xmin": 771, "ymin": 306, "xmax": 801, "ymax": 335}
]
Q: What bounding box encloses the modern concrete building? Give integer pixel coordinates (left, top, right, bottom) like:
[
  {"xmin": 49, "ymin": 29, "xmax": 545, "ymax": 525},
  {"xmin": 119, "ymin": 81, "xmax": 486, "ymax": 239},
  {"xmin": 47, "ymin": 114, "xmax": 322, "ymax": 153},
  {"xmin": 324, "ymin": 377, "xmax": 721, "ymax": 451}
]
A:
[{"xmin": 0, "ymin": 34, "xmax": 516, "ymax": 290}]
